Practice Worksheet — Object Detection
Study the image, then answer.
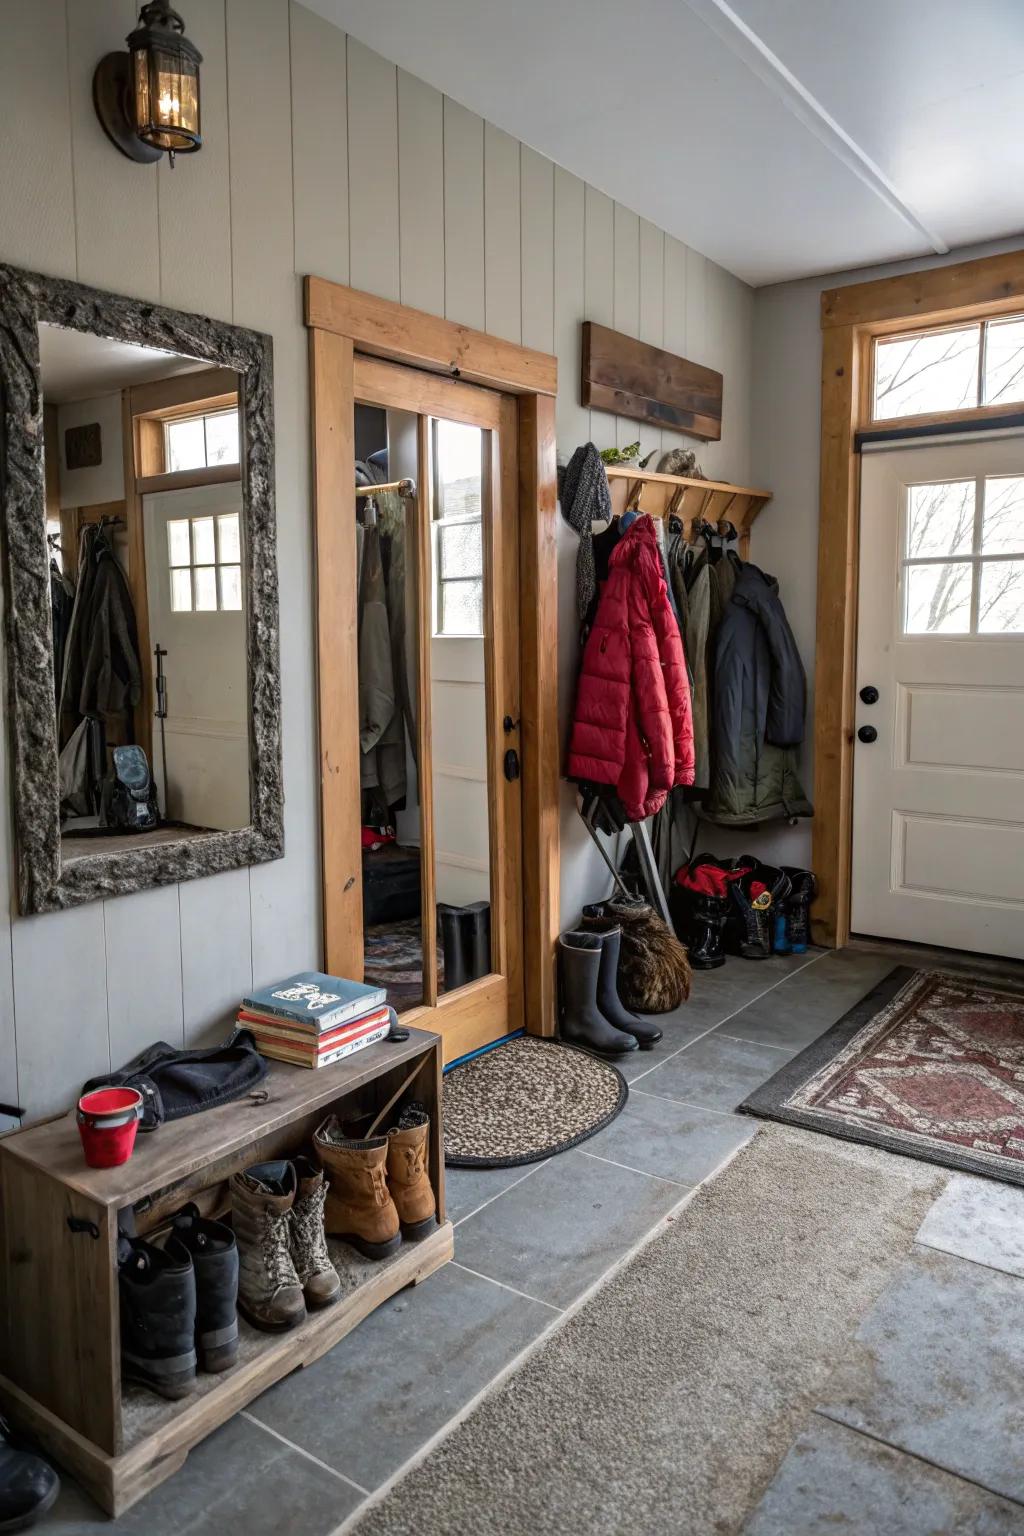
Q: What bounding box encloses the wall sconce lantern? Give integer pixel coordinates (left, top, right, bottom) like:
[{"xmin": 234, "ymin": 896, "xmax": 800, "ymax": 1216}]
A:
[{"xmin": 93, "ymin": 4, "xmax": 202, "ymax": 168}]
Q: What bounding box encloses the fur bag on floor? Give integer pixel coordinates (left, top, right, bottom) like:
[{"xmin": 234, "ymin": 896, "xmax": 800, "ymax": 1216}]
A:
[{"xmin": 582, "ymin": 897, "xmax": 692, "ymax": 1013}]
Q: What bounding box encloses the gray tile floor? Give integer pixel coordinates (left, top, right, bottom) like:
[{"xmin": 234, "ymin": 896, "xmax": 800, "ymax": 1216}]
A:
[{"xmin": 38, "ymin": 941, "xmax": 1024, "ymax": 1533}]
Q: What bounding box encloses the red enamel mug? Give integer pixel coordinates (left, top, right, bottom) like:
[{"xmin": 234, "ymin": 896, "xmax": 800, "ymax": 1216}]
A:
[{"xmin": 76, "ymin": 1087, "xmax": 144, "ymax": 1168}]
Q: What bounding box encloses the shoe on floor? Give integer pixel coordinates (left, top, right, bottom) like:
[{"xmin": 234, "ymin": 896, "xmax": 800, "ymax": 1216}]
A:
[
  {"xmin": 0, "ymin": 1418, "xmax": 59, "ymax": 1532},
  {"xmin": 386, "ymin": 1104, "xmax": 438, "ymax": 1241},
  {"xmin": 558, "ymin": 932, "xmax": 639, "ymax": 1057}
]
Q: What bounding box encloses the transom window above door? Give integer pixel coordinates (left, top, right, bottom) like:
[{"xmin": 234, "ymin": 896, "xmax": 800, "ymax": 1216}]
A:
[
  {"xmin": 901, "ymin": 474, "xmax": 1024, "ymax": 635},
  {"xmin": 872, "ymin": 315, "xmax": 1024, "ymax": 422}
]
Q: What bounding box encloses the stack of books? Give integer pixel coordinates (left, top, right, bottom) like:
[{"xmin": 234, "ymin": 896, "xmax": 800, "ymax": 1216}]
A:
[{"xmin": 238, "ymin": 971, "xmax": 390, "ymax": 1069}]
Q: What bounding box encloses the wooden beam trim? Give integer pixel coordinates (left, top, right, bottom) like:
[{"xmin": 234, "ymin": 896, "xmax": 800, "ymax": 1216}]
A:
[
  {"xmin": 305, "ymin": 276, "xmax": 557, "ymax": 398},
  {"xmin": 821, "ymin": 248, "xmax": 1024, "ymax": 331}
]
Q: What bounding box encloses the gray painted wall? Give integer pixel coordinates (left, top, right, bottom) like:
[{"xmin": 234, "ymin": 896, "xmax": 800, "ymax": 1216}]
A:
[{"xmin": 0, "ymin": 0, "xmax": 755, "ymax": 1118}]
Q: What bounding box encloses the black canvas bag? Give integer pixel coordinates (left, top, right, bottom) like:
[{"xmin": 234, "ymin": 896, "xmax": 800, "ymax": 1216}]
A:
[{"xmin": 82, "ymin": 1029, "xmax": 268, "ymax": 1131}]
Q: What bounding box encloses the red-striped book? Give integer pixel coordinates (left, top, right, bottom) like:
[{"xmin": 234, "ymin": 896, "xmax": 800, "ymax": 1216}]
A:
[
  {"xmin": 239, "ymin": 1004, "xmax": 390, "ymax": 1051},
  {"xmin": 239, "ymin": 1010, "xmax": 391, "ymax": 1069}
]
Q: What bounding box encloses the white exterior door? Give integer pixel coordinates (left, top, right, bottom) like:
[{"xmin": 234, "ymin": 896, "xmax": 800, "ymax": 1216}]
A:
[{"xmin": 852, "ymin": 436, "xmax": 1024, "ymax": 959}]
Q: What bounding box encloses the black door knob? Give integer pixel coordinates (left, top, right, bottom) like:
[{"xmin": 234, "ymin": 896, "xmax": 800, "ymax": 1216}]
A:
[
  {"xmin": 859, "ymin": 685, "xmax": 879, "ymax": 705},
  {"xmin": 857, "ymin": 725, "xmax": 878, "ymax": 744}
]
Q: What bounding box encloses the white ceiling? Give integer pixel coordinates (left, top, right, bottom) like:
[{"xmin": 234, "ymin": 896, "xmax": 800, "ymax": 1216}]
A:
[
  {"xmin": 38, "ymin": 325, "xmax": 202, "ymax": 404},
  {"xmin": 301, "ymin": 0, "xmax": 1024, "ymax": 286}
]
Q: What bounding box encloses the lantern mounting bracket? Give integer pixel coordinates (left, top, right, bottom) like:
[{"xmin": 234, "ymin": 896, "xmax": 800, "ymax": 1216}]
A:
[{"xmin": 92, "ymin": 52, "xmax": 163, "ymax": 165}]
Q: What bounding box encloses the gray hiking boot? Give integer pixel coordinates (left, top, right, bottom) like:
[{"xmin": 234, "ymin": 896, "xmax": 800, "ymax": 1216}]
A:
[
  {"xmin": 290, "ymin": 1156, "xmax": 342, "ymax": 1309},
  {"xmin": 230, "ymin": 1160, "xmax": 306, "ymax": 1332}
]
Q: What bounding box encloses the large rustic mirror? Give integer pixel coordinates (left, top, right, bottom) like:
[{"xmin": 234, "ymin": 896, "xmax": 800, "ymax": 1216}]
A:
[{"xmin": 0, "ymin": 264, "xmax": 282, "ymax": 914}]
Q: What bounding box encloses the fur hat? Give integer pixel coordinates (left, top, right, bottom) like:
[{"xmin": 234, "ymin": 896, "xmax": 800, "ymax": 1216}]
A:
[
  {"xmin": 657, "ymin": 447, "xmax": 705, "ymax": 480},
  {"xmin": 582, "ymin": 898, "xmax": 691, "ymax": 1013}
]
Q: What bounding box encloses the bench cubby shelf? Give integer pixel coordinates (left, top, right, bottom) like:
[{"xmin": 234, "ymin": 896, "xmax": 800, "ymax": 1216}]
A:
[{"xmin": 0, "ymin": 1027, "xmax": 452, "ymax": 1516}]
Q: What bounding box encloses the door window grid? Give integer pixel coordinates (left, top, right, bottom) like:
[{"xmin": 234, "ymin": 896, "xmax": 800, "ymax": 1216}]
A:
[
  {"xmin": 900, "ymin": 475, "xmax": 1024, "ymax": 636},
  {"xmin": 168, "ymin": 512, "xmax": 242, "ymax": 612},
  {"xmin": 872, "ymin": 315, "xmax": 1024, "ymax": 422}
]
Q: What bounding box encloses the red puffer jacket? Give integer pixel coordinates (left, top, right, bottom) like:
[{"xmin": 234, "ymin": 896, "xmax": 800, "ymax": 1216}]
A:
[{"xmin": 568, "ymin": 516, "xmax": 694, "ymax": 819}]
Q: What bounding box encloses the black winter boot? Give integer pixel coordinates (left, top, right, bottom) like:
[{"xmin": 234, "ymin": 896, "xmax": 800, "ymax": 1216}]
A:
[
  {"xmin": 594, "ymin": 927, "xmax": 662, "ymax": 1047},
  {"xmin": 170, "ymin": 1204, "xmax": 240, "ymax": 1373},
  {"xmin": 671, "ymin": 856, "xmax": 730, "ymax": 969},
  {"xmin": 0, "ymin": 1418, "xmax": 59, "ymax": 1531},
  {"xmin": 463, "ymin": 901, "xmax": 491, "ymax": 981},
  {"xmin": 558, "ymin": 932, "xmax": 638, "ymax": 1057},
  {"xmin": 118, "ymin": 1236, "xmax": 197, "ymax": 1400},
  {"xmin": 726, "ymin": 860, "xmax": 792, "ymax": 960},
  {"xmin": 781, "ymin": 867, "xmax": 817, "ymax": 953},
  {"xmin": 437, "ymin": 904, "xmax": 470, "ymax": 990}
]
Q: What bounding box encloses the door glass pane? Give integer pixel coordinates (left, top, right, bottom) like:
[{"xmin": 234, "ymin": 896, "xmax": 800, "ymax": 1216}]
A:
[
  {"xmin": 168, "ymin": 518, "xmax": 191, "ymax": 566},
  {"xmin": 430, "ymin": 419, "xmax": 493, "ymax": 997},
  {"xmin": 903, "ymin": 561, "xmax": 972, "ymax": 634},
  {"xmin": 170, "ymin": 566, "xmax": 192, "ymax": 612},
  {"xmin": 906, "ymin": 480, "xmax": 974, "ymax": 558},
  {"xmin": 983, "ymin": 318, "xmax": 1024, "ymax": 406},
  {"xmin": 355, "ymin": 403, "xmax": 424, "ymax": 1013},
  {"xmin": 981, "ymin": 477, "xmax": 1024, "ymax": 555},
  {"xmin": 194, "ymin": 565, "xmax": 217, "ymax": 611},
  {"xmin": 217, "ymin": 511, "xmax": 241, "ymax": 562},
  {"xmin": 874, "ymin": 326, "xmax": 980, "ymax": 419},
  {"xmin": 978, "ymin": 560, "xmax": 1024, "ymax": 634}
]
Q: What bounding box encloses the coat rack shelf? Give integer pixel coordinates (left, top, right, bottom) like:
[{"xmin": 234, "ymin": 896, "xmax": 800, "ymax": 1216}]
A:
[{"xmin": 603, "ymin": 464, "xmax": 772, "ymax": 557}]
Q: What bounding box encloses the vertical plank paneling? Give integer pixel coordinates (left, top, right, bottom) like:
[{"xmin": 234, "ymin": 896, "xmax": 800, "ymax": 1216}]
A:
[
  {"xmin": 0, "ymin": 0, "xmax": 76, "ymax": 276},
  {"xmin": 66, "ymin": 0, "xmax": 161, "ymax": 298},
  {"xmin": 520, "ymin": 148, "xmax": 554, "ymax": 353},
  {"xmin": 685, "ymin": 245, "xmax": 708, "ymax": 364},
  {"xmin": 639, "ymin": 218, "xmax": 665, "ymax": 455},
  {"xmin": 104, "ymin": 886, "xmax": 184, "ymax": 1064},
  {"xmin": 553, "ymin": 167, "xmax": 588, "ymax": 454},
  {"xmin": 484, "ymin": 123, "xmax": 521, "ymax": 343},
  {"xmin": 347, "ymin": 39, "xmax": 400, "ymax": 301},
  {"xmin": 443, "ymin": 98, "xmax": 485, "ymax": 329},
  {"xmin": 397, "ymin": 71, "xmax": 444, "ymax": 315},
  {"xmin": 290, "ymin": 0, "xmax": 349, "ymax": 288},
  {"xmin": 12, "ymin": 907, "xmax": 109, "ymax": 1116},
  {"xmin": 702, "ymin": 261, "xmax": 729, "ymax": 477},
  {"xmin": 613, "ymin": 204, "xmax": 639, "ymax": 450},
  {"xmin": 179, "ymin": 868, "xmax": 253, "ymax": 1046},
  {"xmin": 584, "ymin": 185, "xmax": 615, "ymax": 450},
  {"xmin": 661, "ymin": 234, "xmax": 690, "ymax": 460},
  {"xmin": 230, "ymin": 0, "xmax": 319, "ymax": 984}
]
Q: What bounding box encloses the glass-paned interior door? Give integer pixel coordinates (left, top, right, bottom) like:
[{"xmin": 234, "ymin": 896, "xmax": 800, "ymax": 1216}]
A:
[{"xmin": 351, "ymin": 357, "xmax": 523, "ymax": 1062}]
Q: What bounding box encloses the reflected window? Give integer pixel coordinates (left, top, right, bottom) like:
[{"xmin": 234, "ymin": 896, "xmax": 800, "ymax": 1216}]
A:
[
  {"xmin": 167, "ymin": 512, "xmax": 242, "ymax": 612},
  {"xmin": 165, "ymin": 407, "xmax": 240, "ymax": 472},
  {"xmin": 432, "ymin": 418, "xmax": 484, "ymax": 637}
]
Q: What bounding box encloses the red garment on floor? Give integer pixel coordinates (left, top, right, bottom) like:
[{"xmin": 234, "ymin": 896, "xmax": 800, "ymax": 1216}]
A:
[
  {"xmin": 567, "ymin": 517, "xmax": 695, "ymax": 820},
  {"xmin": 675, "ymin": 862, "xmax": 751, "ymax": 898}
]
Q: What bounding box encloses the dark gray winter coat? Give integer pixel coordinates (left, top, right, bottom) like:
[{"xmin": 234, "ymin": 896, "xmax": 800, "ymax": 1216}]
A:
[{"xmin": 704, "ymin": 562, "xmax": 812, "ymax": 825}]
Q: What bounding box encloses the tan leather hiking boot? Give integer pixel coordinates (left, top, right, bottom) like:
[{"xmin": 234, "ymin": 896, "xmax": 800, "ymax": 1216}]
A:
[
  {"xmin": 290, "ymin": 1156, "xmax": 341, "ymax": 1308},
  {"xmin": 229, "ymin": 1161, "xmax": 306, "ymax": 1331},
  {"xmin": 314, "ymin": 1116, "xmax": 401, "ymax": 1260},
  {"xmin": 386, "ymin": 1103, "xmax": 437, "ymax": 1241}
]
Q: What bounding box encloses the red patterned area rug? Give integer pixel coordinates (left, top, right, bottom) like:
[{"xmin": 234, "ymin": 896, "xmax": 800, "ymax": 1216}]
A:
[{"xmin": 742, "ymin": 966, "xmax": 1024, "ymax": 1186}]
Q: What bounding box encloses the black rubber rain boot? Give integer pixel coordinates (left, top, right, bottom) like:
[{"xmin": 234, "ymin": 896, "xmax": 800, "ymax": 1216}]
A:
[
  {"xmin": 781, "ymin": 867, "xmax": 817, "ymax": 953},
  {"xmin": 171, "ymin": 1203, "xmax": 240, "ymax": 1373},
  {"xmin": 437, "ymin": 904, "xmax": 470, "ymax": 991},
  {"xmin": 594, "ymin": 927, "xmax": 662, "ymax": 1048},
  {"xmin": 463, "ymin": 901, "xmax": 491, "ymax": 981},
  {"xmin": 686, "ymin": 895, "xmax": 729, "ymax": 969},
  {"xmin": 558, "ymin": 932, "xmax": 638, "ymax": 1057},
  {"xmin": 118, "ymin": 1236, "xmax": 197, "ymax": 1400},
  {"xmin": 0, "ymin": 1418, "xmax": 59, "ymax": 1531}
]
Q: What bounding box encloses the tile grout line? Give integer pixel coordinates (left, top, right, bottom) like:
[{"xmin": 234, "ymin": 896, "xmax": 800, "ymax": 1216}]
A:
[
  {"xmin": 324, "ymin": 1132, "xmax": 757, "ymax": 1536},
  {"xmin": 810, "ymin": 1409, "xmax": 1024, "ymax": 1511},
  {"xmin": 627, "ymin": 949, "xmax": 830, "ymax": 1088},
  {"xmin": 449, "ymin": 1260, "xmax": 564, "ymax": 1313},
  {"xmin": 631, "ymin": 1087, "xmax": 753, "ymax": 1121},
  {"xmin": 577, "ymin": 1149, "xmax": 695, "ymax": 1189},
  {"xmin": 452, "ymin": 1158, "xmax": 551, "ymax": 1228},
  {"xmin": 912, "ymin": 1234, "xmax": 1024, "ymax": 1285},
  {"xmin": 240, "ymin": 1411, "xmax": 372, "ymax": 1497},
  {"xmin": 715, "ymin": 1031, "xmax": 798, "ymax": 1054}
]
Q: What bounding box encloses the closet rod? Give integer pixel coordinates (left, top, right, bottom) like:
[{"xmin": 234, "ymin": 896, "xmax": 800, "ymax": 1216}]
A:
[{"xmin": 355, "ymin": 478, "xmax": 417, "ymax": 498}]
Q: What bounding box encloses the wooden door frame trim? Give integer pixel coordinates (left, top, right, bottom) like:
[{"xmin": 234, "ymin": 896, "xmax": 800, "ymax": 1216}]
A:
[
  {"xmin": 813, "ymin": 246, "xmax": 1024, "ymax": 947},
  {"xmin": 305, "ymin": 277, "xmax": 560, "ymax": 1039}
]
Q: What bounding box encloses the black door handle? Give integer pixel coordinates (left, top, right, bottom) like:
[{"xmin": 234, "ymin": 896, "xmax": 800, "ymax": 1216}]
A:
[
  {"xmin": 859, "ymin": 685, "xmax": 879, "ymax": 705},
  {"xmin": 857, "ymin": 725, "xmax": 878, "ymax": 744}
]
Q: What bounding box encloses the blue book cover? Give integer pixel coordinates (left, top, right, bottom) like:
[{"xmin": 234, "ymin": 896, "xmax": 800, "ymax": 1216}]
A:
[{"xmin": 242, "ymin": 971, "xmax": 387, "ymax": 1033}]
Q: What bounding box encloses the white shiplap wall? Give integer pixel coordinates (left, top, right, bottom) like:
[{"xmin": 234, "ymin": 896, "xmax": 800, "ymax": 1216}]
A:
[{"xmin": 0, "ymin": 0, "xmax": 754, "ymax": 1117}]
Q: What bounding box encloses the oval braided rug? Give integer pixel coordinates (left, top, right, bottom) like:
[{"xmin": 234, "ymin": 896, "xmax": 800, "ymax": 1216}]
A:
[{"xmin": 443, "ymin": 1036, "xmax": 628, "ymax": 1168}]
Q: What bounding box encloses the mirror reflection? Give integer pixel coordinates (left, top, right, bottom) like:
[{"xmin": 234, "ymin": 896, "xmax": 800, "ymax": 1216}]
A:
[
  {"xmin": 40, "ymin": 322, "xmax": 250, "ymax": 859},
  {"xmin": 429, "ymin": 418, "xmax": 492, "ymax": 995}
]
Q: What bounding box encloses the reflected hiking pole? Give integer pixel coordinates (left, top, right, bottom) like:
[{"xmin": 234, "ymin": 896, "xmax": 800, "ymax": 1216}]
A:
[{"xmin": 154, "ymin": 643, "xmax": 168, "ymax": 818}]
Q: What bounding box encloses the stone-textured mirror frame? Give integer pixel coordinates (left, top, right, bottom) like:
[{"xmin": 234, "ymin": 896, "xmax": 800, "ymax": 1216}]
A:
[{"xmin": 0, "ymin": 262, "xmax": 283, "ymax": 914}]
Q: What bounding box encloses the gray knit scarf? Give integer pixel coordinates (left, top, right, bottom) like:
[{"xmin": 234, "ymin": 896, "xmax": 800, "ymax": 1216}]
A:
[{"xmin": 559, "ymin": 443, "xmax": 612, "ymax": 622}]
